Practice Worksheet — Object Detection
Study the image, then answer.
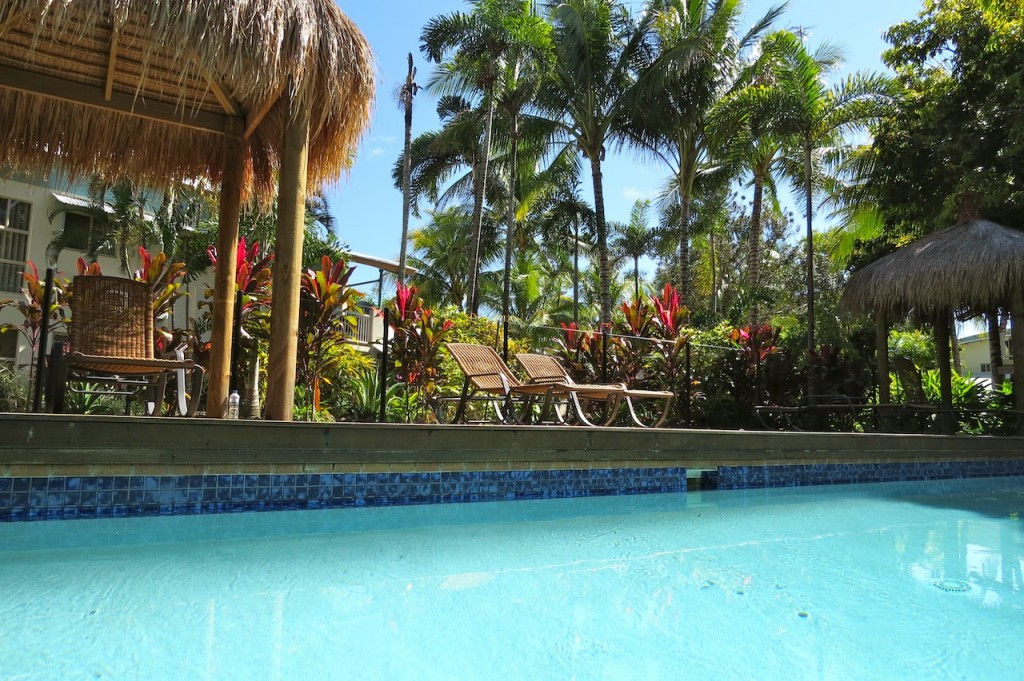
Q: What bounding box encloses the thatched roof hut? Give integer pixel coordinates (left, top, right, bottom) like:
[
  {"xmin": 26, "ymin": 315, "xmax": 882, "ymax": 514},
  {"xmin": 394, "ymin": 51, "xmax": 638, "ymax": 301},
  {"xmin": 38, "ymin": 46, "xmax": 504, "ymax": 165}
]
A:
[
  {"xmin": 843, "ymin": 220, "xmax": 1024, "ymax": 317},
  {"xmin": 0, "ymin": 0, "xmax": 374, "ymax": 201},
  {"xmin": 0, "ymin": 0, "xmax": 376, "ymax": 419},
  {"xmin": 842, "ymin": 218, "xmax": 1024, "ymax": 426}
]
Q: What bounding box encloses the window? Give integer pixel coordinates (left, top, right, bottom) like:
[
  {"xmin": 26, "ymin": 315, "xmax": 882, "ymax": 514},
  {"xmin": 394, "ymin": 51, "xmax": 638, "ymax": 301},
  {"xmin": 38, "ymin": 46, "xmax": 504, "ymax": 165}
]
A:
[
  {"xmin": 980, "ymin": 363, "xmax": 992, "ymax": 373},
  {"xmin": 0, "ymin": 197, "xmax": 30, "ymax": 293},
  {"xmin": 0, "ymin": 328, "xmax": 18, "ymax": 361},
  {"xmin": 61, "ymin": 212, "xmax": 113, "ymax": 256}
]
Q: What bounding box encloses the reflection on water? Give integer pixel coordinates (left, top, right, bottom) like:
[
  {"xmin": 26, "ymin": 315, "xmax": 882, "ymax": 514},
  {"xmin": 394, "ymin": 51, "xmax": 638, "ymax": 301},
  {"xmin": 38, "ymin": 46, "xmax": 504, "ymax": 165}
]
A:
[{"xmin": 1, "ymin": 476, "xmax": 1023, "ymax": 680}]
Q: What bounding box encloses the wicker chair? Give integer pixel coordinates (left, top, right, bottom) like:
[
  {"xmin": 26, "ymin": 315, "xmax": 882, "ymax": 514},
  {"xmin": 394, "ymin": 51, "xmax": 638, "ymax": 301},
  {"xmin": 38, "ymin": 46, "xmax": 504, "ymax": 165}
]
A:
[
  {"xmin": 515, "ymin": 353, "xmax": 674, "ymax": 428},
  {"xmin": 51, "ymin": 275, "xmax": 203, "ymax": 416}
]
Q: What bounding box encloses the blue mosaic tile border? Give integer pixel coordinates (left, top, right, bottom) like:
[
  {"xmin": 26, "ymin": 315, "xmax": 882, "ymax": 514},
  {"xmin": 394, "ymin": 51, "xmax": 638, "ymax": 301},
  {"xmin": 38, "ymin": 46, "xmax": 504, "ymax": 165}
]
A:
[
  {"xmin": 712, "ymin": 460, "xmax": 1024, "ymax": 490},
  {"xmin": 0, "ymin": 467, "xmax": 686, "ymax": 522}
]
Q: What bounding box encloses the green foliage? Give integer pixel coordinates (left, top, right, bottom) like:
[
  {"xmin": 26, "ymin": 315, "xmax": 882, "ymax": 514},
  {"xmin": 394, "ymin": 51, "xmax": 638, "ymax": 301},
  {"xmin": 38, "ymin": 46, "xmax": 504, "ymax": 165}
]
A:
[
  {"xmin": 872, "ymin": 0, "xmax": 1024, "ymax": 236},
  {"xmin": 888, "ymin": 329, "xmax": 936, "ymax": 368},
  {"xmin": 0, "ymin": 365, "xmax": 29, "ymax": 412},
  {"xmin": 295, "ymin": 256, "xmax": 362, "ymax": 417},
  {"xmin": 0, "ymin": 261, "xmax": 70, "ymax": 358},
  {"xmin": 384, "ymin": 284, "xmax": 456, "ymax": 420},
  {"xmin": 61, "ymin": 383, "xmax": 123, "ymax": 415}
]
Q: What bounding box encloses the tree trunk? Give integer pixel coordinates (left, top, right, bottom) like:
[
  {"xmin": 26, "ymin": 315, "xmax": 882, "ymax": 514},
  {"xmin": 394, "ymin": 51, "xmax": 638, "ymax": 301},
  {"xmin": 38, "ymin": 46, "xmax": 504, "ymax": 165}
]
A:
[
  {"xmin": 467, "ymin": 92, "xmax": 495, "ymax": 315},
  {"xmin": 398, "ymin": 53, "xmax": 416, "ymax": 287},
  {"xmin": 747, "ymin": 172, "xmax": 764, "ymax": 326},
  {"xmin": 589, "ymin": 153, "xmax": 611, "ymax": 325},
  {"xmin": 572, "ymin": 220, "xmax": 580, "ymax": 326},
  {"xmin": 502, "ymin": 113, "xmax": 519, "ymax": 362},
  {"xmin": 804, "ymin": 141, "xmax": 817, "ymax": 402},
  {"xmin": 678, "ymin": 185, "xmax": 691, "ymax": 305},
  {"xmin": 709, "ymin": 229, "xmax": 718, "ymax": 316},
  {"xmin": 632, "ymin": 256, "xmax": 640, "ymax": 303},
  {"xmin": 935, "ymin": 311, "xmax": 955, "ymax": 434}
]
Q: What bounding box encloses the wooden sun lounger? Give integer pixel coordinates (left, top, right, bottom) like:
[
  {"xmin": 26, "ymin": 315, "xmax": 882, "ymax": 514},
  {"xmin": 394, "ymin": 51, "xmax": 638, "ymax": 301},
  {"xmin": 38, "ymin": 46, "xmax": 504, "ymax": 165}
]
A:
[
  {"xmin": 515, "ymin": 353, "xmax": 674, "ymax": 428},
  {"xmin": 444, "ymin": 343, "xmax": 559, "ymax": 424}
]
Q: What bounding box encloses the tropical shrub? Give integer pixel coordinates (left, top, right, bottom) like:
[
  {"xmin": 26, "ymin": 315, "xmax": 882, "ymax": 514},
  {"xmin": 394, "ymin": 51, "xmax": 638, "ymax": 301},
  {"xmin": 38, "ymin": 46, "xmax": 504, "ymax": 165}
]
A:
[
  {"xmin": 384, "ymin": 284, "xmax": 455, "ymax": 422},
  {"xmin": 295, "ymin": 255, "xmax": 361, "ymax": 417},
  {"xmin": 0, "ymin": 364, "xmax": 29, "ymax": 412}
]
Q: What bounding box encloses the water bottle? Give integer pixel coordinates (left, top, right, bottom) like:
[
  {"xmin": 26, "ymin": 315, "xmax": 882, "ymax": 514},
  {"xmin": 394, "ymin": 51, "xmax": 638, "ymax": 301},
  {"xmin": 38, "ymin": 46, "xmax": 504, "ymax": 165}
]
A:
[{"xmin": 228, "ymin": 390, "xmax": 240, "ymax": 420}]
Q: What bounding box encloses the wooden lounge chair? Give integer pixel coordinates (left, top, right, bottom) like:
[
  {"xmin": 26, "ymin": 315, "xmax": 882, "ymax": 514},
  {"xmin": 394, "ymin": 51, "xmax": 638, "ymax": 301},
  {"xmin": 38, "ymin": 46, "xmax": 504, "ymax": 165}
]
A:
[
  {"xmin": 50, "ymin": 276, "xmax": 203, "ymax": 416},
  {"xmin": 515, "ymin": 352, "xmax": 674, "ymax": 428},
  {"xmin": 443, "ymin": 343, "xmax": 559, "ymax": 424}
]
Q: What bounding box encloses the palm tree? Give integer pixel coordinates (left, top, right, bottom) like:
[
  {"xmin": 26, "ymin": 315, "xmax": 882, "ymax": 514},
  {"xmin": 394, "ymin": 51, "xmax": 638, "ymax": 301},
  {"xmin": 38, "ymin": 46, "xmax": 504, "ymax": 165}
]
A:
[
  {"xmin": 47, "ymin": 175, "xmax": 158, "ymax": 273},
  {"xmin": 538, "ymin": 0, "xmax": 654, "ymax": 325},
  {"xmin": 421, "ymin": 0, "xmax": 526, "ymax": 314},
  {"xmin": 767, "ymin": 31, "xmax": 892, "ymax": 389},
  {"xmin": 613, "ymin": 199, "xmax": 653, "ymax": 301},
  {"xmin": 408, "ymin": 206, "xmax": 500, "ymax": 310},
  {"xmin": 397, "ymin": 53, "xmax": 420, "ymax": 285},
  {"xmin": 489, "ymin": 4, "xmax": 553, "ymax": 357},
  {"xmin": 629, "ymin": 0, "xmax": 785, "ymax": 305},
  {"xmin": 393, "ymin": 95, "xmax": 484, "ymax": 215},
  {"xmin": 538, "ymin": 179, "xmax": 596, "ymax": 326}
]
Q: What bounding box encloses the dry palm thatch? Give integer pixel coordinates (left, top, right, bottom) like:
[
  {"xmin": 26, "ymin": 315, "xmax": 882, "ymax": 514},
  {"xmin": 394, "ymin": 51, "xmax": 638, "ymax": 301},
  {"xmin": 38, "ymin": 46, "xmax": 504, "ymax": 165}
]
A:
[
  {"xmin": 0, "ymin": 0, "xmax": 375, "ymax": 201},
  {"xmin": 843, "ymin": 219, "xmax": 1024, "ymax": 317}
]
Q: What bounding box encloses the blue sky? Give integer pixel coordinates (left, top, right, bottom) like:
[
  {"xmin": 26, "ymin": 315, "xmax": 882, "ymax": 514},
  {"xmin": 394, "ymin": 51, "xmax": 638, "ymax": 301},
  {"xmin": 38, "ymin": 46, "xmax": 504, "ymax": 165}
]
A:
[{"xmin": 328, "ymin": 0, "xmax": 924, "ymax": 276}]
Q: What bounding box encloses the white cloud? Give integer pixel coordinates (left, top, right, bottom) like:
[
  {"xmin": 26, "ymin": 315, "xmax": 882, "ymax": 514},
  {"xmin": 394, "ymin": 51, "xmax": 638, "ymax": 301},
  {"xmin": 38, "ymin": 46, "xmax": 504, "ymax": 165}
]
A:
[
  {"xmin": 370, "ymin": 147, "xmax": 386, "ymax": 157},
  {"xmin": 623, "ymin": 187, "xmax": 655, "ymax": 201}
]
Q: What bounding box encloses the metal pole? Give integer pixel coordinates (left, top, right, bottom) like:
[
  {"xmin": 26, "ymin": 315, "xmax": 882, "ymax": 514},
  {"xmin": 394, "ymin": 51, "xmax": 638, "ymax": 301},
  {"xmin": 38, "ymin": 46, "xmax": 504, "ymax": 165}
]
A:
[
  {"xmin": 229, "ymin": 290, "xmax": 243, "ymax": 393},
  {"xmin": 32, "ymin": 268, "xmax": 55, "ymax": 413},
  {"xmin": 601, "ymin": 329, "xmax": 608, "ymax": 384},
  {"xmin": 378, "ymin": 307, "xmax": 390, "ymax": 423},
  {"xmin": 684, "ymin": 340, "xmax": 692, "ymax": 427}
]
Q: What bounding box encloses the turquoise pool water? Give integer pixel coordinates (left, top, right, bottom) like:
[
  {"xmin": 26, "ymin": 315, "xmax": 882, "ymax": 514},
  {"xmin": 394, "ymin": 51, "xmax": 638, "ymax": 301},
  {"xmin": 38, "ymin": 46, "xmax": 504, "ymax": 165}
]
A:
[{"xmin": 1, "ymin": 477, "xmax": 1022, "ymax": 680}]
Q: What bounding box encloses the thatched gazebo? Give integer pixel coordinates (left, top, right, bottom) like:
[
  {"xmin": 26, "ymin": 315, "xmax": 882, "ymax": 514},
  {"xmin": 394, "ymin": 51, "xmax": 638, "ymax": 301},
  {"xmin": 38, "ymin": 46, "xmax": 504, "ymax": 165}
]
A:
[
  {"xmin": 0, "ymin": 0, "xmax": 375, "ymax": 420},
  {"xmin": 843, "ymin": 217, "xmax": 1024, "ymax": 427}
]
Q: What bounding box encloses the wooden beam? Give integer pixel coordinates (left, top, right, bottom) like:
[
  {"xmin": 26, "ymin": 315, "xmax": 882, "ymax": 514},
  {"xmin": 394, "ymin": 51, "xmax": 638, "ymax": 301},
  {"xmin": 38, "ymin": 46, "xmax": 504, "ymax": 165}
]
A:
[
  {"xmin": 104, "ymin": 31, "xmax": 118, "ymax": 101},
  {"xmin": 265, "ymin": 105, "xmax": 310, "ymax": 421},
  {"xmin": 244, "ymin": 84, "xmax": 285, "ymax": 140},
  {"xmin": 0, "ymin": 63, "xmax": 232, "ymax": 135},
  {"xmin": 1012, "ymin": 290, "xmax": 1024, "ymax": 423},
  {"xmin": 189, "ymin": 51, "xmax": 242, "ymax": 117},
  {"xmin": 207, "ymin": 118, "xmax": 245, "ymax": 419}
]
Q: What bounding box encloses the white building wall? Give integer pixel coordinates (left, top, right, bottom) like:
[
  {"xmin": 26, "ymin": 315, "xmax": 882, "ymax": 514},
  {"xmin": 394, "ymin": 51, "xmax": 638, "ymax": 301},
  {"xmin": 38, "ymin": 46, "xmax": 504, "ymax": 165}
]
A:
[
  {"xmin": 959, "ymin": 333, "xmax": 1014, "ymax": 382},
  {"xmin": 0, "ymin": 175, "xmax": 214, "ymax": 369}
]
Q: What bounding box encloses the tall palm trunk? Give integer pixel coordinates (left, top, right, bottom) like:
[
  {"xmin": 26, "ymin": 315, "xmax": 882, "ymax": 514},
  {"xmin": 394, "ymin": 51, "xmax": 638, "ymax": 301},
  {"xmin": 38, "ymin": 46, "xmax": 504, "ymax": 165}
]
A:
[
  {"xmin": 398, "ymin": 53, "xmax": 417, "ymax": 286},
  {"xmin": 678, "ymin": 187, "xmax": 691, "ymax": 305},
  {"xmin": 747, "ymin": 173, "xmax": 764, "ymax": 326},
  {"xmin": 589, "ymin": 152, "xmax": 612, "ymax": 325},
  {"xmin": 803, "ymin": 140, "xmax": 816, "ymax": 400},
  {"xmin": 467, "ymin": 92, "xmax": 496, "ymax": 315},
  {"xmin": 709, "ymin": 229, "xmax": 718, "ymax": 316},
  {"xmin": 572, "ymin": 219, "xmax": 580, "ymax": 326},
  {"xmin": 502, "ymin": 113, "xmax": 519, "ymax": 360},
  {"xmin": 632, "ymin": 256, "xmax": 640, "ymax": 302}
]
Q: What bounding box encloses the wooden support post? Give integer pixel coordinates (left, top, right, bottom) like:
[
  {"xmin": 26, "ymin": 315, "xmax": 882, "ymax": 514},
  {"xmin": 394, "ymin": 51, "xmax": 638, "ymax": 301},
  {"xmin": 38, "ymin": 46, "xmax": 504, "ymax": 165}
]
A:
[
  {"xmin": 264, "ymin": 104, "xmax": 310, "ymax": 421},
  {"xmin": 207, "ymin": 118, "xmax": 245, "ymax": 418},
  {"xmin": 934, "ymin": 310, "xmax": 955, "ymax": 435},
  {"xmin": 1011, "ymin": 291, "xmax": 1024, "ymax": 422},
  {"xmin": 875, "ymin": 311, "xmax": 890, "ymax": 404},
  {"xmin": 874, "ymin": 310, "xmax": 892, "ymax": 432}
]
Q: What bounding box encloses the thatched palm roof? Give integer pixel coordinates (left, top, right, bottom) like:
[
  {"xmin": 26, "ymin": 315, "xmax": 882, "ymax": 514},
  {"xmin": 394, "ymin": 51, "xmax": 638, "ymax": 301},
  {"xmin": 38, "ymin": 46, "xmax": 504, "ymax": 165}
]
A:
[
  {"xmin": 843, "ymin": 219, "xmax": 1024, "ymax": 317},
  {"xmin": 0, "ymin": 0, "xmax": 375, "ymax": 200}
]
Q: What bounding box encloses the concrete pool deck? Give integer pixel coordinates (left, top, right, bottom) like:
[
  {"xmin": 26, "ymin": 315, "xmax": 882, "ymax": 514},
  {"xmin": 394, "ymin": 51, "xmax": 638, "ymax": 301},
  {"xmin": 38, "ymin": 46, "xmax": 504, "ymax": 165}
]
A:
[{"xmin": 3, "ymin": 413, "xmax": 1023, "ymax": 477}]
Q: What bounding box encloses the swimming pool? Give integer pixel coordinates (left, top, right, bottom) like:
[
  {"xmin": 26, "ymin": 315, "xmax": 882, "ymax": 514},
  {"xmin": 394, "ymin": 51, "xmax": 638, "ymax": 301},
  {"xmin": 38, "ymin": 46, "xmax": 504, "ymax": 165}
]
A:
[{"xmin": 2, "ymin": 477, "xmax": 1022, "ymax": 679}]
